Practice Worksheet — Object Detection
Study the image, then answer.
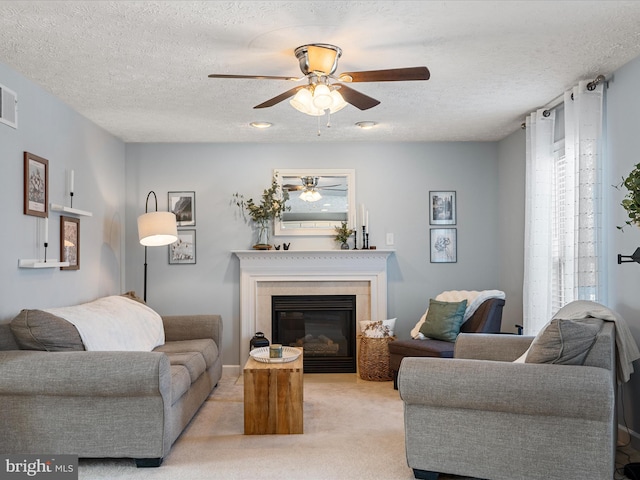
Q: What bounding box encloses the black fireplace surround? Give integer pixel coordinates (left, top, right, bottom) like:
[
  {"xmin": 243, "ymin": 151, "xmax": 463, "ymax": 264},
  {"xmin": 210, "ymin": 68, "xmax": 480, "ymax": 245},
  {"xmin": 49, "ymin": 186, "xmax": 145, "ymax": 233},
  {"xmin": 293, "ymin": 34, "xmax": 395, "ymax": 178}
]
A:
[{"xmin": 272, "ymin": 295, "xmax": 356, "ymax": 373}]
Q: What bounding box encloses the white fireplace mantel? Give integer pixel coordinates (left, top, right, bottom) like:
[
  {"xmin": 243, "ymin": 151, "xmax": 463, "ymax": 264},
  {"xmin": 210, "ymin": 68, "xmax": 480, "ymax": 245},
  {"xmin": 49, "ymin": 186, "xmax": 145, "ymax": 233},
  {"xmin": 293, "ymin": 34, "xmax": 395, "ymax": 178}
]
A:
[{"xmin": 233, "ymin": 249, "xmax": 395, "ymax": 365}]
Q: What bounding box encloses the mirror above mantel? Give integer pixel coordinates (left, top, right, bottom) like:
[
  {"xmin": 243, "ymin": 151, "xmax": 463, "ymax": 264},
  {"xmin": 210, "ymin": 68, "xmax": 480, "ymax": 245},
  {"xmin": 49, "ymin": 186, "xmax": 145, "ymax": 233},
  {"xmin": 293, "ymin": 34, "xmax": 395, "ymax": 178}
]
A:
[{"xmin": 274, "ymin": 168, "xmax": 355, "ymax": 236}]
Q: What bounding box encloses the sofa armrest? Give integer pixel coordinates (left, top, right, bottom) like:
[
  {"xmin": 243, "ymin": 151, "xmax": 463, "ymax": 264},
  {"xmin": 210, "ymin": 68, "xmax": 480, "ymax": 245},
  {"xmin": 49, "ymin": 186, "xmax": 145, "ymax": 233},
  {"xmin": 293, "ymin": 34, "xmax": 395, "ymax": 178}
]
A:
[
  {"xmin": 398, "ymin": 357, "xmax": 614, "ymax": 421},
  {"xmin": 161, "ymin": 314, "xmax": 222, "ymax": 346},
  {"xmin": 0, "ymin": 350, "xmax": 171, "ymax": 397},
  {"xmin": 454, "ymin": 333, "xmax": 534, "ymax": 361}
]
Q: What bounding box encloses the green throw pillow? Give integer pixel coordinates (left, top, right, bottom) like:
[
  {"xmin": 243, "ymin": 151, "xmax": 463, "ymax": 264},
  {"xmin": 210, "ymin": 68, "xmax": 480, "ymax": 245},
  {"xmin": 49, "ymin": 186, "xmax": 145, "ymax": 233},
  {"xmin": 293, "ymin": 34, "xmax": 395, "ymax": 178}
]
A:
[{"xmin": 419, "ymin": 299, "xmax": 468, "ymax": 342}]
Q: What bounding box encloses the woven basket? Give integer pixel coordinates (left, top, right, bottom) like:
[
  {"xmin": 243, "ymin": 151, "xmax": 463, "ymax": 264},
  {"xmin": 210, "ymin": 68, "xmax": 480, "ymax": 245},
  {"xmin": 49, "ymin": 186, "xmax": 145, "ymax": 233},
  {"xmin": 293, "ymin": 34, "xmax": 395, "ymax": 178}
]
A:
[{"xmin": 358, "ymin": 336, "xmax": 395, "ymax": 381}]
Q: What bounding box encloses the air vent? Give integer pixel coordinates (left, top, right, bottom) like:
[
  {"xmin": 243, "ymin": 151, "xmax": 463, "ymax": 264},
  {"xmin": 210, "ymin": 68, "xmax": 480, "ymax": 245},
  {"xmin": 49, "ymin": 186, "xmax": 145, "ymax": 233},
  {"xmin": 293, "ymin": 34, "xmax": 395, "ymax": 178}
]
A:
[{"xmin": 0, "ymin": 83, "xmax": 17, "ymax": 129}]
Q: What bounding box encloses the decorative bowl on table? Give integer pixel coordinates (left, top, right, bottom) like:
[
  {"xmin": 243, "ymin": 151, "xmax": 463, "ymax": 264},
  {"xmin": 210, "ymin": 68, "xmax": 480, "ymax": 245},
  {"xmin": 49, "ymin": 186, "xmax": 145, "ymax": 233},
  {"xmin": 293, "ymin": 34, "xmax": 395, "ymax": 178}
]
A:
[{"xmin": 249, "ymin": 346, "xmax": 301, "ymax": 363}]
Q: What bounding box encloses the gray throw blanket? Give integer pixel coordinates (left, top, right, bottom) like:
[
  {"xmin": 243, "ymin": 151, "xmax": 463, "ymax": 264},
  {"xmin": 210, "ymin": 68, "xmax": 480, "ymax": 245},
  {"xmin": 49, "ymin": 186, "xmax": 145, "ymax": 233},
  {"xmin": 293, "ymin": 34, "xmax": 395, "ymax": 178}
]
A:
[{"xmin": 553, "ymin": 300, "xmax": 640, "ymax": 384}]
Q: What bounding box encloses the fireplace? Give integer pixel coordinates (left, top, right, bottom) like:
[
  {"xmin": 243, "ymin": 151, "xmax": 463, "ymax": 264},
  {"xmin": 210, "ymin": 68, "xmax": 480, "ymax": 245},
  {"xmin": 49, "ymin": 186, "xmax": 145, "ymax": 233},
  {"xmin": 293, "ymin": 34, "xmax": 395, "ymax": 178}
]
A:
[
  {"xmin": 272, "ymin": 295, "xmax": 356, "ymax": 373},
  {"xmin": 233, "ymin": 249, "xmax": 393, "ymax": 367}
]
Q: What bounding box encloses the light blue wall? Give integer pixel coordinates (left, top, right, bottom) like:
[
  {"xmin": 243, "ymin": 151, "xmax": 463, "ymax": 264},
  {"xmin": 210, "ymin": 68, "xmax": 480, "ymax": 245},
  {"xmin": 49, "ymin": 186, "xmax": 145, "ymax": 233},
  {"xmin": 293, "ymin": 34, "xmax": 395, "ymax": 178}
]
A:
[
  {"xmin": 605, "ymin": 54, "xmax": 640, "ymax": 443},
  {"xmin": 124, "ymin": 142, "xmax": 502, "ymax": 366},
  {"xmin": 0, "ymin": 62, "xmax": 126, "ymax": 320}
]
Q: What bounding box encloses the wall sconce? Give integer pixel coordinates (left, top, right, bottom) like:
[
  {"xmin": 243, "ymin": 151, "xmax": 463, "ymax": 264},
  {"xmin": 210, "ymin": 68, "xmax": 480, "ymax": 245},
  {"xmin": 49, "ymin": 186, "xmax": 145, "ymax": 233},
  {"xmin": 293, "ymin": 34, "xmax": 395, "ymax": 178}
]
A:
[
  {"xmin": 618, "ymin": 247, "xmax": 640, "ymax": 265},
  {"xmin": 137, "ymin": 191, "xmax": 178, "ymax": 301}
]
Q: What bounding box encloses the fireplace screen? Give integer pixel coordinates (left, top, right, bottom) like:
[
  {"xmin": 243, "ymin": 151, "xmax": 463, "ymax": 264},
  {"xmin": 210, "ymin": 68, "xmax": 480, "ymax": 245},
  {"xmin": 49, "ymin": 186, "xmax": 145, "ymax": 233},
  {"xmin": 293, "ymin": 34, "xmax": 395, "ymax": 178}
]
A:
[{"xmin": 272, "ymin": 295, "xmax": 356, "ymax": 373}]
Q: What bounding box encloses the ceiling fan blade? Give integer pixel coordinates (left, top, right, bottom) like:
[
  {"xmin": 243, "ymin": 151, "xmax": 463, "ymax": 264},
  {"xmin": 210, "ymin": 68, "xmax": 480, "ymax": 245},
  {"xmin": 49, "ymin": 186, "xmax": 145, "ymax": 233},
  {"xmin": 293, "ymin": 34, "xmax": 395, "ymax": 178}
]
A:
[
  {"xmin": 338, "ymin": 66, "xmax": 430, "ymax": 83},
  {"xmin": 336, "ymin": 84, "xmax": 380, "ymax": 111},
  {"xmin": 208, "ymin": 73, "xmax": 301, "ymax": 81},
  {"xmin": 254, "ymin": 86, "xmax": 305, "ymax": 109}
]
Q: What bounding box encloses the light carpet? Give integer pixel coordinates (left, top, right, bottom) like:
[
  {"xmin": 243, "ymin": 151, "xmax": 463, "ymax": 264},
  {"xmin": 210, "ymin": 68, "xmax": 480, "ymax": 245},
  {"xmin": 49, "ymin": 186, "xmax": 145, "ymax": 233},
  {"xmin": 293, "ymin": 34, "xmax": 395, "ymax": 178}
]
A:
[{"xmin": 78, "ymin": 373, "xmax": 478, "ymax": 480}]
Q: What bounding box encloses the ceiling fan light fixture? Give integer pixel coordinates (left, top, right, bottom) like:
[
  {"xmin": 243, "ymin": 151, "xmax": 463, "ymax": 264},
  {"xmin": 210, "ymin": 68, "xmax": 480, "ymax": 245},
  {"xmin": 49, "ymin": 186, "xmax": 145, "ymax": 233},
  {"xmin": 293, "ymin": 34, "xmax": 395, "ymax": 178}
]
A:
[
  {"xmin": 299, "ymin": 189, "xmax": 322, "ymax": 202},
  {"xmin": 290, "ymin": 88, "xmax": 320, "ymax": 116},
  {"xmin": 312, "ymin": 84, "xmax": 333, "ymax": 109},
  {"xmin": 329, "ymin": 90, "xmax": 347, "ymax": 113},
  {"xmin": 295, "ymin": 44, "xmax": 342, "ymax": 76}
]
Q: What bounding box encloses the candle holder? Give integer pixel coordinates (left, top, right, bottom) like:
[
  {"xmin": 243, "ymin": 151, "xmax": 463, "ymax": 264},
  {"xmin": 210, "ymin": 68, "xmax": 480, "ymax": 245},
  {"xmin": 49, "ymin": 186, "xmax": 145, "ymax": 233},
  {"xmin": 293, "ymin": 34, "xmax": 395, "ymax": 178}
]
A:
[
  {"xmin": 365, "ymin": 233, "xmax": 369, "ymax": 250},
  {"xmin": 70, "ymin": 191, "xmax": 74, "ymax": 208},
  {"xmin": 353, "ymin": 230, "xmax": 358, "ymax": 250},
  {"xmin": 361, "ymin": 226, "xmax": 367, "ymax": 249},
  {"xmin": 44, "ymin": 242, "xmax": 48, "ymax": 263}
]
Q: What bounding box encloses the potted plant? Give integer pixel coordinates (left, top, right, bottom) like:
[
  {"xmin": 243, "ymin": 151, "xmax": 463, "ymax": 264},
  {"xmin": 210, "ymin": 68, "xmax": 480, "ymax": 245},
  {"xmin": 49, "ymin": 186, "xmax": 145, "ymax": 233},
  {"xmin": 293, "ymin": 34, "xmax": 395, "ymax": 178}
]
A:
[
  {"xmin": 233, "ymin": 174, "xmax": 290, "ymax": 249},
  {"xmin": 617, "ymin": 162, "xmax": 640, "ymax": 231},
  {"xmin": 334, "ymin": 222, "xmax": 354, "ymax": 249}
]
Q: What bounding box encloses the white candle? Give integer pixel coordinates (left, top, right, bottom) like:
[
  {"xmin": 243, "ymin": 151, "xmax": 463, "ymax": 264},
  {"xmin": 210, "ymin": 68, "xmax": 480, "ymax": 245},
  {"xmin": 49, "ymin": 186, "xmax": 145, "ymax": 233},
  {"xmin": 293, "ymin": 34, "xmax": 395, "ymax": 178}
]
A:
[
  {"xmin": 44, "ymin": 218, "xmax": 49, "ymax": 244},
  {"xmin": 70, "ymin": 170, "xmax": 75, "ymax": 194},
  {"xmin": 360, "ymin": 204, "xmax": 365, "ymax": 228},
  {"xmin": 365, "ymin": 211, "xmax": 369, "ymax": 233}
]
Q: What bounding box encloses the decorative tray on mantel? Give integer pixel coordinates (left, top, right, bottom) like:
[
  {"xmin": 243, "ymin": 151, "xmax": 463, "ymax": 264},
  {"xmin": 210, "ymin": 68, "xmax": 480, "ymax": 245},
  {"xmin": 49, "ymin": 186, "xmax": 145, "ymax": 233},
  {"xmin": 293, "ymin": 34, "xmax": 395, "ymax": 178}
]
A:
[{"xmin": 249, "ymin": 346, "xmax": 301, "ymax": 364}]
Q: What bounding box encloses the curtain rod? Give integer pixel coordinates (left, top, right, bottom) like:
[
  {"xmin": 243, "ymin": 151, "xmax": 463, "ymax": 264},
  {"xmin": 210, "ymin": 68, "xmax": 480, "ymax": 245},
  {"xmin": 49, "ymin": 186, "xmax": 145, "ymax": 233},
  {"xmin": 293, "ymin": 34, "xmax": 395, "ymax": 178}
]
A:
[{"xmin": 520, "ymin": 74, "xmax": 606, "ymax": 129}]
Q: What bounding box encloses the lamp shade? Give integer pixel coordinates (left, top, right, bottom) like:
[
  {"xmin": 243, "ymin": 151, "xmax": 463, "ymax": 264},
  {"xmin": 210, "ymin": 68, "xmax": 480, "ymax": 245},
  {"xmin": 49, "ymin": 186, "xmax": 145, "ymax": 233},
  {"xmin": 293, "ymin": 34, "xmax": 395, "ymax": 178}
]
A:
[{"xmin": 138, "ymin": 211, "xmax": 178, "ymax": 246}]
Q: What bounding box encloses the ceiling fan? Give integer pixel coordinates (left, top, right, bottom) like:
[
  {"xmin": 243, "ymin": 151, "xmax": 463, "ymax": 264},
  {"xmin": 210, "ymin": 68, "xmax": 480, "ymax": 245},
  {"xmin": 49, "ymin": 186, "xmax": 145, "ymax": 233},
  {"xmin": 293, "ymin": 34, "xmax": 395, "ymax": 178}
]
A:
[
  {"xmin": 283, "ymin": 176, "xmax": 345, "ymax": 202},
  {"xmin": 208, "ymin": 44, "xmax": 430, "ymax": 116}
]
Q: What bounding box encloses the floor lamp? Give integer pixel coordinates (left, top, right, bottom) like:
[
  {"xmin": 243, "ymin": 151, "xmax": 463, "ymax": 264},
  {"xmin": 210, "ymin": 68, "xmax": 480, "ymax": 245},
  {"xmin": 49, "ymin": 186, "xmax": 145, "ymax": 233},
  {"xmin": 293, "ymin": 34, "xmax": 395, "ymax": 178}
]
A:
[{"xmin": 137, "ymin": 191, "xmax": 178, "ymax": 302}]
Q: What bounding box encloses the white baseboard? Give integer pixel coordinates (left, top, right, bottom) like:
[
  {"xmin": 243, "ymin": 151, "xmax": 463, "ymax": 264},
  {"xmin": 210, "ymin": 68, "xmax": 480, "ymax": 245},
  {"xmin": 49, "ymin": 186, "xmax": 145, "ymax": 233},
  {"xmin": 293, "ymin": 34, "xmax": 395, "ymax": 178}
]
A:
[{"xmin": 223, "ymin": 364, "xmax": 241, "ymax": 377}]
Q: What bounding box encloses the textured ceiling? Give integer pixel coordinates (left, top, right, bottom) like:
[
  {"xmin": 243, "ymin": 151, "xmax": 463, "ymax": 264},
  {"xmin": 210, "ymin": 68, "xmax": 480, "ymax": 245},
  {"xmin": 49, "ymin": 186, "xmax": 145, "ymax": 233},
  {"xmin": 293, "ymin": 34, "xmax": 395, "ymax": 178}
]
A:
[{"xmin": 1, "ymin": 1, "xmax": 640, "ymax": 143}]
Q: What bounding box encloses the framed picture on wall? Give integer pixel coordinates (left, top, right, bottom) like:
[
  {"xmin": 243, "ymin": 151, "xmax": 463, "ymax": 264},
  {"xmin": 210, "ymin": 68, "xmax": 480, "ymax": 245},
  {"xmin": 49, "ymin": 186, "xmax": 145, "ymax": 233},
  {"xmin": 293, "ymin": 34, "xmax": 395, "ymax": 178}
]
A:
[
  {"xmin": 168, "ymin": 191, "xmax": 196, "ymax": 227},
  {"xmin": 23, "ymin": 152, "xmax": 49, "ymax": 217},
  {"xmin": 60, "ymin": 216, "xmax": 80, "ymax": 270},
  {"xmin": 430, "ymin": 228, "xmax": 457, "ymax": 263},
  {"xmin": 429, "ymin": 191, "xmax": 456, "ymax": 225},
  {"xmin": 169, "ymin": 229, "xmax": 196, "ymax": 265}
]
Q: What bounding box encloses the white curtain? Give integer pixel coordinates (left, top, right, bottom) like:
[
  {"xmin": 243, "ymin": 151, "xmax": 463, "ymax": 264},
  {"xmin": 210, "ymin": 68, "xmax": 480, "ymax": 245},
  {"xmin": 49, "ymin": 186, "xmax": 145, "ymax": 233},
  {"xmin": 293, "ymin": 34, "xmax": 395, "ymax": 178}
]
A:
[
  {"xmin": 523, "ymin": 109, "xmax": 556, "ymax": 335},
  {"xmin": 523, "ymin": 81, "xmax": 604, "ymax": 335}
]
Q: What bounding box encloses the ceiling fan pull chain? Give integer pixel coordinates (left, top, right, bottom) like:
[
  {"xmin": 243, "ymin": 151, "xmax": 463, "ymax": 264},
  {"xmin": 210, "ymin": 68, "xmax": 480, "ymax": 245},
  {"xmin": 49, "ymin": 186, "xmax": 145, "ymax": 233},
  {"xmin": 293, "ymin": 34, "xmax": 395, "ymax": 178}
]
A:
[
  {"xmin": 317, "ymin": 115, "xmax": 322, "ymax": 136},
  {"xmin": 326, "ymin": 109, "xmax": 332, "ymax": 128}
]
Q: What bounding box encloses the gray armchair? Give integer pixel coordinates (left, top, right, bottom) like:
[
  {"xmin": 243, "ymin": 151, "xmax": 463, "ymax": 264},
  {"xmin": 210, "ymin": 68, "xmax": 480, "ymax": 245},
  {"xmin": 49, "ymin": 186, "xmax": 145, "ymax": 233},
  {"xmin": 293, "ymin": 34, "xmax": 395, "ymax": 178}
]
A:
[{"xmin": 398, "ymin": 323, "xmax": 616, "ymax": 480}]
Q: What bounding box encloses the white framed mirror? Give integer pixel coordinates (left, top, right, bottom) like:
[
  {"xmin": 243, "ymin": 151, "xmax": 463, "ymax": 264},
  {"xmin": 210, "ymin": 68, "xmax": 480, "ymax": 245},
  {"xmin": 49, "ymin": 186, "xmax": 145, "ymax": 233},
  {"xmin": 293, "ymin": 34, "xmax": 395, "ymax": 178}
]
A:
[{"xmin": 274, "ymin": 168, "xmax": 355, "ymax": 236}]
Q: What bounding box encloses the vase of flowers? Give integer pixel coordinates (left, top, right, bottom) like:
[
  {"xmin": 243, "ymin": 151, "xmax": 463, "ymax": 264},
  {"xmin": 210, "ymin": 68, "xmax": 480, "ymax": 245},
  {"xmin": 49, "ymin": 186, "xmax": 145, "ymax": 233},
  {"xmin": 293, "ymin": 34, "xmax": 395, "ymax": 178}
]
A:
[
  {"xmin": 233, "ymin": 174, "xmax": 290, "ymax": 249},
  {"xmin": 334, "ymin": 222, "xmax": 354, "ymax": 249}
]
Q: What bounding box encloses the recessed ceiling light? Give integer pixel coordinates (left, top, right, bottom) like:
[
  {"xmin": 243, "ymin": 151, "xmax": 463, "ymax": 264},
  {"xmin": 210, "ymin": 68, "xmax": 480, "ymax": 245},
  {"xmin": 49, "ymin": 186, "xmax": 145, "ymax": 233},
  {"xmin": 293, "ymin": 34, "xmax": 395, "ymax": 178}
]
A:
[
  {"xmin": 250, "ymin": 122, "xmax": 273, "ymax": 129},
  {"xmin": 355, "ymin": 121, "xmax": 377, "ymax": 129}
]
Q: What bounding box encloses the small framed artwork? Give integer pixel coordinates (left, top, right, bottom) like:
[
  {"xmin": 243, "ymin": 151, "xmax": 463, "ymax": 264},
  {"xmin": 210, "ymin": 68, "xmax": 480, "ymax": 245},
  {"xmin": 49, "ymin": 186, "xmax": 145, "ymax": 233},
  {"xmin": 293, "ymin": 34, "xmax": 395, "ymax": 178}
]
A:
[
  {"xmin": 429, "ymin": 191, "xmax": 456, "ymax": 225},
  {"xmin": 430, "ymin": 228, "xmax": 457, "ymax": 263},
  {"xmin": 60, "ymin": 216, "xmax": 80, "ymax": 270},
  {"xmin": 24, "ymin": 152, "xmax": 49, "ymax": 217},
  {"xmin": 169, "ymin": 229, "xmax": 196, "ymax": 265},
  {"xmin": 168, "ymin": 191, "xmax": 196, "ymax": 227}
]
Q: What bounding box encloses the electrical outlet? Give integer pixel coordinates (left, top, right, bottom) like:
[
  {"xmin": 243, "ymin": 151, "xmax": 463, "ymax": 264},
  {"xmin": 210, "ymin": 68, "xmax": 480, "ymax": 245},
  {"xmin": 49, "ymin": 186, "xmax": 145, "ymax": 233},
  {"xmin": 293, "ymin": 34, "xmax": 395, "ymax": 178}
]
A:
[{"xmin": 386, "ymin": 233, "xmax": 394, "ymax": 245}]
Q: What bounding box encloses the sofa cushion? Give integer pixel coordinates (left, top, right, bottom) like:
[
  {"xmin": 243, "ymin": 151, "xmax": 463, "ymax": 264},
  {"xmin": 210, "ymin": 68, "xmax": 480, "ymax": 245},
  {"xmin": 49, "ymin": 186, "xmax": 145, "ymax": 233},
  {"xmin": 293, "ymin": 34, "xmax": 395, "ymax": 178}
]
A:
[
  {"xmin": 154, "ymin": 339, "xmax": 218, "ymax": 369},
  {"xmin": 419, "ymin": 299, "xmax": 468, "ymax": 342},
  {"xmin": 165, "ymin": 352, "xmax": 207, "ymax": 383},
  {"xmin": 525, "ymin": 318, "xmax": 604, "ymax": 365},
  {"xmin": 10, "ymin": 309, "xmax": 85, "ymax": 351},
  {"xmin": 170, "ymin": 365, "xmax": 192, "ymax": 405}
]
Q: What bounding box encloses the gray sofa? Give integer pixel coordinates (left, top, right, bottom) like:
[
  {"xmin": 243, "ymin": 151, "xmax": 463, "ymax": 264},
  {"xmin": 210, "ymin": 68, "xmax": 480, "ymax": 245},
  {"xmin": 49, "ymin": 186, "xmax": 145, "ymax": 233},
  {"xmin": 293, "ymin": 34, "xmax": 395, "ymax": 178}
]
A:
[
  {"xmin": 0, "ymin": 300, "xmax": 223, "ymax": 468},
  {"xmin": 399, "ymin": 323, "xmax": 616, "ymax": 480}
]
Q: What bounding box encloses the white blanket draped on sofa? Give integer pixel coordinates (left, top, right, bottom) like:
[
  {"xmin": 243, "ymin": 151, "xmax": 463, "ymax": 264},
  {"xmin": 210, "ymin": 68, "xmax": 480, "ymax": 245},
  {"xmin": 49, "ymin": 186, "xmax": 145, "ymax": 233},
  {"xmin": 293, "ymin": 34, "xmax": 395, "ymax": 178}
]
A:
[{"xmin": 44, "ymin": 296, "xmax": 165, "ymax": 351}]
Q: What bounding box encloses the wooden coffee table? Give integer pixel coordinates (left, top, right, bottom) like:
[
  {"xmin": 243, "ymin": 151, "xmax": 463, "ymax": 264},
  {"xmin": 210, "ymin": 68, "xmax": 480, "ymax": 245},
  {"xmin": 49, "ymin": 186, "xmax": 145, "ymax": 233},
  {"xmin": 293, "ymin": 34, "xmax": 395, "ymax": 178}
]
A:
[{"xmin": 243, "ymin": 348, "xmax": 303, "ymax": 434}]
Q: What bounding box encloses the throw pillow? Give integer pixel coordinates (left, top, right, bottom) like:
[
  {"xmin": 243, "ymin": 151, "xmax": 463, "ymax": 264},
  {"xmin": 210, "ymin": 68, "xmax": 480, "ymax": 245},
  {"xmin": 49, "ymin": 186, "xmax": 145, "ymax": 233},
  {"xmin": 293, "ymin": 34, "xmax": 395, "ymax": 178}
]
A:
[
  {"xmin": 360, "ymin": 318, "xmax": 396, "ymax": 338},
  {"xmin": 419, "ymin": 299, "xmax": 467, "ymax": 342},
  {"xmin": 525, "ymin": 318, "xmax": 604, "ymax": 365},
  {"xmin": 10, "ymin": 309, "xmax": 85, "ymax": 351}
]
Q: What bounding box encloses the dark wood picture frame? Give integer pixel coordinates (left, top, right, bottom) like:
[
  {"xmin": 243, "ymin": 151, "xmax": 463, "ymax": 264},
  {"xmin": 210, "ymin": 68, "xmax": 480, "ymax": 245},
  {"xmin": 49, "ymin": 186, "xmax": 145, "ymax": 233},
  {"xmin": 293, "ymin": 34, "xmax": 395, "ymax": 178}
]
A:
[
  {"xmin": 429, "ymin": 190, "xmax": 456, "ymax": 225},
  {"xmin": 169, "ymin": 229, "xmax": 196, "ymax": 265},
  {"xmin": 24, "ymin": 152, "xmax": 49, "ymax": 217},
  {"xmin": 168, "ymin": 191, "xmax": 196, "ymax": 227},
  {"xmin": 60, "ymin": 216, "xmax": 80, "ymax": 270},
  {"xmin": 430, "ymin": 228, "xmax": 457, "ymax": 263}
]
